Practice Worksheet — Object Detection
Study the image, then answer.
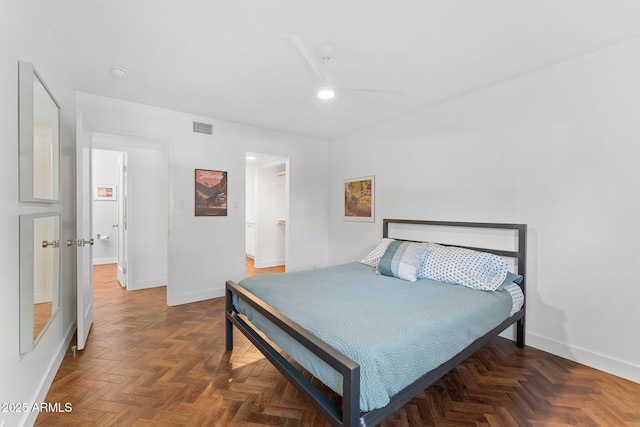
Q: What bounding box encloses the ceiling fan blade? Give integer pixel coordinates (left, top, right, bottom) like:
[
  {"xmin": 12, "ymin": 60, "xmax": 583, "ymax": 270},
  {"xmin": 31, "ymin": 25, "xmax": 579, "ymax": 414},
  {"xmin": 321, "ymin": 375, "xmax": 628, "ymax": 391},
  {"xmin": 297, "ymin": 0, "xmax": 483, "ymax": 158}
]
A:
[
  {"xmin": 285, "ymin": 35, "xmax": 325, "ymax": 84},
  {"xmin": 323, "ymin": 68, "xmax": 334, "ymax": 87},
  {"xmin": 336, "ymin": 87, "xmax": 406, "ymax": 97},
  {"xmin": 279, "ymin": 95, "xmax": 315, "ymax": 114}
]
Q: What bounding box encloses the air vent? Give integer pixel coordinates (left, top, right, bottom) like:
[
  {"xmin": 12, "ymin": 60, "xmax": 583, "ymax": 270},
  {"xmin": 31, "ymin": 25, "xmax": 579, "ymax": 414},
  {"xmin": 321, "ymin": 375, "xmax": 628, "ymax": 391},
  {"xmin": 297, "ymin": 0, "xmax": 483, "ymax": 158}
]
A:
[{"xmin": 193, "ymin": 121, "xmax": 213, "ymax": 135}]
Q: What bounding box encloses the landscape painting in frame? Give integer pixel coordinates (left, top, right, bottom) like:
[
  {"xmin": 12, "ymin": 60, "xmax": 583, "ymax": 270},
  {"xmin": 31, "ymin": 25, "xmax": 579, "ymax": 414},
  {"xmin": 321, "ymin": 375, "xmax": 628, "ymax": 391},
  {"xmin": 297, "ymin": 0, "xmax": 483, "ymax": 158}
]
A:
[
  {"xmin": 344, "ymin": 176, "xmax": 374, "ymax": 222},
  {"xmin": 94, "ymin": 185, "xmax": 116, "ymax": 201},
  {"xmin": 195, "ymin": 169, "xmax": 228, "ymax": 216}
]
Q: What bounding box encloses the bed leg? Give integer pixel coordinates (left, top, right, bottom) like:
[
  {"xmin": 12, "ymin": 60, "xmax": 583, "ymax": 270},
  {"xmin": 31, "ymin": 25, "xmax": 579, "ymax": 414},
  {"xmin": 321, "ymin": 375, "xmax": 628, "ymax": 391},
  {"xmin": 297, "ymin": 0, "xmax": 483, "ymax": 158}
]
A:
[
  {"xmin": 226, "ymin": 317, "xmax": 233, "ymax": 351},
  {"xmin": 343, "ymin": 364, "xmax": 360, "ymax": 427},
  {"xmin": 225, "ymin": 286, "xmax": 234, "ymax": 351},
  {"xmin": 516, "ymin": 317, "xmax": 525, "ymax": 348}
]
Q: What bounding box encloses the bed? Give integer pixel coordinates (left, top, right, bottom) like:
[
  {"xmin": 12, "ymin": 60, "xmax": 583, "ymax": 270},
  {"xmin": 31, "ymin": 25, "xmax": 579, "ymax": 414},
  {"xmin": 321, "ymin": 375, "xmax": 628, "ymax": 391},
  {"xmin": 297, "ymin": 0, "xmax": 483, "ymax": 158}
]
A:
[{"xmin": 225, "ymin": 219, "xmax": 526, "ymax": 426}]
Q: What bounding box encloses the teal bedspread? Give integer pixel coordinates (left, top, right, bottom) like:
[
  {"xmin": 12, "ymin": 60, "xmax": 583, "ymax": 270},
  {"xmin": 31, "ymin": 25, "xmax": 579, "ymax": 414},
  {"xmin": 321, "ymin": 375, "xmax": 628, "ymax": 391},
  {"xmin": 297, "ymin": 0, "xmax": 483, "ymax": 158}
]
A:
[{"xmin": 234, "ymin": 262, "xmax": 513, "ymax": 411}]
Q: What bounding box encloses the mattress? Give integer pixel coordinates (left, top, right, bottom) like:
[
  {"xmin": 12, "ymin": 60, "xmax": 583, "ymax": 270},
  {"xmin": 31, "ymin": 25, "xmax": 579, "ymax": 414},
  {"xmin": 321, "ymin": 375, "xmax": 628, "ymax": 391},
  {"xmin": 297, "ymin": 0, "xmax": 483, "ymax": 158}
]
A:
[{"xmin": 234, "ymin": 262, "xmax": 520, "ymax": 411}]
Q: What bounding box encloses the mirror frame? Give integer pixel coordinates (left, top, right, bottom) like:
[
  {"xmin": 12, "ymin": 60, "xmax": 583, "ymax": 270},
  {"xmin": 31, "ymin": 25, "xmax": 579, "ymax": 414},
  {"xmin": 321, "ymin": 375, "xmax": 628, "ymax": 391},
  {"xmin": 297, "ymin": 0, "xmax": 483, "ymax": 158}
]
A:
[
  {"xmin": 19, "ymin": 60, "xmax": 61, "ymax": 203},
  {"xmin": 20, "ymin": 213, "xmax": 61, "ymax": 354}
]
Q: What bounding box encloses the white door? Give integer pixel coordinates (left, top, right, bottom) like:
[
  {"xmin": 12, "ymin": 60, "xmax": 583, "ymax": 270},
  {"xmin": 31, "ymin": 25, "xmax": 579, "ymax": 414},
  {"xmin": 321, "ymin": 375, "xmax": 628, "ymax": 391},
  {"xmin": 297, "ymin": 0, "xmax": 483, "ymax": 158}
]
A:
[
  {"xmin": 116, "ymin": 153, "xmax": 128, "ymax": 288},
  {"xmin": 76, "ymin": 132, "xmax": 94, "ymax": 350}
]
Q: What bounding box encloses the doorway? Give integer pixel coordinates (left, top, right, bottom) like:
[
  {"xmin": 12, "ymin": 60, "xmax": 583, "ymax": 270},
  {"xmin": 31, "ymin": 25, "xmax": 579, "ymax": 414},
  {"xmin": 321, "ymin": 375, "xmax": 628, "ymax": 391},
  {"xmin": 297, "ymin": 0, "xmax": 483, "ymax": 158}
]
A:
[
  {"xmin": 91, "ymin": 149, "xmax": 127, "ymax": 286},
  {"xmin": 91, "ymin": 134, "xmax": 169, "ymax": 292},
  {"xmin": 245, "ymin": 152, "xmax": 289, "ymax": 276}
]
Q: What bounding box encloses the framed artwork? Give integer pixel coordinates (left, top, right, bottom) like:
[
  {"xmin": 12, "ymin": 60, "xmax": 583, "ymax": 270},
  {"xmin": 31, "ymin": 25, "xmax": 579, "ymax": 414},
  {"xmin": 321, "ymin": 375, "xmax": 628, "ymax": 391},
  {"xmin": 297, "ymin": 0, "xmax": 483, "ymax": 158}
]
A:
[
  {"xmin": 344, "ymin": 176, "xmax": 374, "ymax": 222},
  {"xmin": 94, "ymin": 185, "xmax": 116, "ymax": 201},
  {"xmin": 195, "ymin": 169, "xmax": 227, "ymax": 216}
]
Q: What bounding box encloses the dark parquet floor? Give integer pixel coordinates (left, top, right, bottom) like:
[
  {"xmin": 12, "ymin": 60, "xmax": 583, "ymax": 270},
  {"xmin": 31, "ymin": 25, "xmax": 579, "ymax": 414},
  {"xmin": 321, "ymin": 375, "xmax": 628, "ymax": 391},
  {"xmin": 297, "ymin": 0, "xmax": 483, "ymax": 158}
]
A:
[{"xmin": 35, "ymin": 262, "xmax": 640, "ymax": 426}]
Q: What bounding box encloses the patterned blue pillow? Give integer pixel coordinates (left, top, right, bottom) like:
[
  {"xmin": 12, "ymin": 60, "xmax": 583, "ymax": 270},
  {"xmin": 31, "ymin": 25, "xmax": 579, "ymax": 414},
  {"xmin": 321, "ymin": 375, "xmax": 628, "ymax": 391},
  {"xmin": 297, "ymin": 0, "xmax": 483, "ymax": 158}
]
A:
[
  {"xmin": 377, "ymin": 241, "xmax": 430, "ymax": 282},
  {"xmin": 421, "ymin": 246, "xmax": 508, "ymax": 291}
]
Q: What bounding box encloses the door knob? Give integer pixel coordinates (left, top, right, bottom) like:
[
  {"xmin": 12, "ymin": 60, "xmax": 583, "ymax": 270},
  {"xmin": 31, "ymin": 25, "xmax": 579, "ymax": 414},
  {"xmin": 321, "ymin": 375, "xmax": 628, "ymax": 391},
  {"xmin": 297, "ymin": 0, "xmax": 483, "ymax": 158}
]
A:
[
  {"xmin": 42, "ymin": 240, "xmax": 59, "ymax": 248},
  {"xmin": 66, "ymin": 238, "xmax": 94, "ymax": 247}
]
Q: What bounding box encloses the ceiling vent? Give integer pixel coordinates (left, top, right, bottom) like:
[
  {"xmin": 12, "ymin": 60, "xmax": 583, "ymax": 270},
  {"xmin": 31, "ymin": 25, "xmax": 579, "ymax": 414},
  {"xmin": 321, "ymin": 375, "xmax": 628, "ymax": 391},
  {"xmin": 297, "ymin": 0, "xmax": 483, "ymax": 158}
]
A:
[{"xmin": 193, "ymin": 121, "xmax": 213, "ymax": 135}]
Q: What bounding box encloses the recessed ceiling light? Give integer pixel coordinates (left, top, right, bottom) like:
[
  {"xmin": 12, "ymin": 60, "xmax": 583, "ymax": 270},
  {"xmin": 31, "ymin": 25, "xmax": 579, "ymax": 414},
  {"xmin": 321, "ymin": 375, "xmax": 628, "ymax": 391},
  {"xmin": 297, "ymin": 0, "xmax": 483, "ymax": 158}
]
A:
[
  {"xmin": 109, "ymin": 66, "xmax": 128, "ymax": 79},
  {"xmin": 246, "ymin": 156, "xmax": 257, "ymax": 160},
  {"xmin": 317, "ymin": 86, "xmax": 335, "ymax": 100}
]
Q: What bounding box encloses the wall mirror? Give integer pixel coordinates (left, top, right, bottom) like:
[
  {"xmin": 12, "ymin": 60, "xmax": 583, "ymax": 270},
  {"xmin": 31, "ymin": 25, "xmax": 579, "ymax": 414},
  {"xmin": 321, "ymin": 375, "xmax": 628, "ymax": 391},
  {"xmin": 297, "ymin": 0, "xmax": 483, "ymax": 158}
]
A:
[
  {"xmin": 20, "ymin": 213, "xmax": 61, "ymax": 353},
  {"xmin": 19, "ymin": 61, "xmax": 61, "ymax": 203}
]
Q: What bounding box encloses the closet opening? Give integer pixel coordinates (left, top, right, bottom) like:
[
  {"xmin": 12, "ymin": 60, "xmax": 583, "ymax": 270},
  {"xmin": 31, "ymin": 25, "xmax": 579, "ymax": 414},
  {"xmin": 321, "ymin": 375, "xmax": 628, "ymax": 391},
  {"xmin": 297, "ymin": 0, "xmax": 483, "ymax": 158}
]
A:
[{"xmin": 245, "ymin": 152, "xmax": 289, "ymax": 277}]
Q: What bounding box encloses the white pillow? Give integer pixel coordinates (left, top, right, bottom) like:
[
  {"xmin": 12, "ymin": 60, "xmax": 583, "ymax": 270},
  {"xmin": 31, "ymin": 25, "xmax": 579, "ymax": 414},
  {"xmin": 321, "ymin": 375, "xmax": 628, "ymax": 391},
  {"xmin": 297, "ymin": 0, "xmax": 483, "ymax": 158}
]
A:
[
  {"xmin": 420, "ymin": 245, "xmax": 508, "ymax": 291},
  {"xmin": 359, "ymin": 238, "xmax": 395, "ymax": 268}
]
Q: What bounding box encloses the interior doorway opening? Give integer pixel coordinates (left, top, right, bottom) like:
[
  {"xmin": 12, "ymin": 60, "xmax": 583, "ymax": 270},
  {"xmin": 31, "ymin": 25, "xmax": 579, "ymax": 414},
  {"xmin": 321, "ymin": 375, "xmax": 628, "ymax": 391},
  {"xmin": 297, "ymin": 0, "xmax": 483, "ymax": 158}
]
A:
[
  {"xmin": 91, "ymin": 134, "xmax": 169, "ymax": 293},
  {"xmin": 91, "ymin": 149, "xmax": 127, "ymax": 286},
  {"xmin": 245, "ymin": 152, "xmax": 289, "ymax": 277}
]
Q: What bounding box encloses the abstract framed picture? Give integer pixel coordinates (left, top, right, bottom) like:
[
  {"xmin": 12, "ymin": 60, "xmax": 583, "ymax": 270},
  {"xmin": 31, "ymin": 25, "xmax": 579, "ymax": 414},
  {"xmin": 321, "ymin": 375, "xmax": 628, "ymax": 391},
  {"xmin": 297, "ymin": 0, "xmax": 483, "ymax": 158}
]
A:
[
  {"xmin": 343, "ymin": 175, "xmax": 374, "ymax": 222},
  {"xmin": 195, "ymin": 169, "xmax": 228, "ymax": 216},
  {"xmin": 93, "ymin": 185, "xmax": 116, "ymax": 201}
]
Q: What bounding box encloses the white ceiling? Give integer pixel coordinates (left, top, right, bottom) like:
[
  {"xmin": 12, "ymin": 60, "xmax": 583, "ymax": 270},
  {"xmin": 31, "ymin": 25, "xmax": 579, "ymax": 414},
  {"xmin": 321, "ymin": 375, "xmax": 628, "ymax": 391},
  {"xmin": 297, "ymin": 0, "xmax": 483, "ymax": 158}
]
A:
[{"xmin": 38, "ymin": 0, "xmax": 640, "ymax": 140}]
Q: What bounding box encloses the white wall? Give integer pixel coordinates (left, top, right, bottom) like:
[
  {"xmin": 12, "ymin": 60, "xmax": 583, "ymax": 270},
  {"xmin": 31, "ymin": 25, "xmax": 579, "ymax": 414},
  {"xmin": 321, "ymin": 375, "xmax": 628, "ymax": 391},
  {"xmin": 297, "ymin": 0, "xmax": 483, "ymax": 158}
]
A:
[
  {"xmin": 329, "ymin": 37, "xmax": 640, "ymax": 383},
  {"xmin": 77, "ymin": 93, "xmax": 329, "ymax": 306},
  {"xmin": 127, "ymin": 144, "xmax": 168, "ymax": 290},
  {"xmin": 92, "ymin": 149, "xmax": 120, "ymax": 264},
  {"xmin": 0, "ymin": 2, "xmax": 77, "ymax": 426}
]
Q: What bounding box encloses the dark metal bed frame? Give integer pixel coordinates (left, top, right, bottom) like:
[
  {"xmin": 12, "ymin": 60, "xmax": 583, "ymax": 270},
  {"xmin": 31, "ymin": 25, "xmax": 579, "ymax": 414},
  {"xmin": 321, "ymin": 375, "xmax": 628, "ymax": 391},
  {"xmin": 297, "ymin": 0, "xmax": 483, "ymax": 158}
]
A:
[{"xmin": 226, "ymin": 219, "xmax": 527, "ymax": 427}]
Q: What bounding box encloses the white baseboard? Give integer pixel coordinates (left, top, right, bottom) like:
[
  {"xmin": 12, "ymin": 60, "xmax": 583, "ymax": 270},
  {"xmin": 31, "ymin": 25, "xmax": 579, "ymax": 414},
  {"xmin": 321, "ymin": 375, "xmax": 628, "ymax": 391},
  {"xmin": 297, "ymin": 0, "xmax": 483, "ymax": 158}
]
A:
[
  {"xmin": 128, "ymin": 278, "xmax": 166, "ymax": 291},
  {"xmin": 254, "ymin": 259, "xmax": 285, "ymax": 269},
  {"xmin": 22, "ymin": 322, "xmax": 75, "ymax": 427},
  {"xmin": 168, "ymin": 287, "xmax": 225, "ymax": 306},
  {"xmin": 498, "ymin": 324, "xmax": 516, "ymax": 341},
  {"xmin": 93, "ymin": 257, "xmax": 117, "ymax": 265},
  {"xmin": 527, "ymin": 332, "xmax": 640, "ymax": 384},
  {"xmin": 34, "ymin": 291, "xmax": 49, "ymax": 304}
]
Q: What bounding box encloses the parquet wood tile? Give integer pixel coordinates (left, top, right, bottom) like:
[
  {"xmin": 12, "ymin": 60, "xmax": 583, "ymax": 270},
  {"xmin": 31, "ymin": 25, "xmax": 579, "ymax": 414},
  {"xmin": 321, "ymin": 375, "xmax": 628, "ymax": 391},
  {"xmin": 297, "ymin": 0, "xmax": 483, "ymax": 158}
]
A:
[{"xmin": 36, "ymin": 263, "xmax": 640, "ymax": 426}]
